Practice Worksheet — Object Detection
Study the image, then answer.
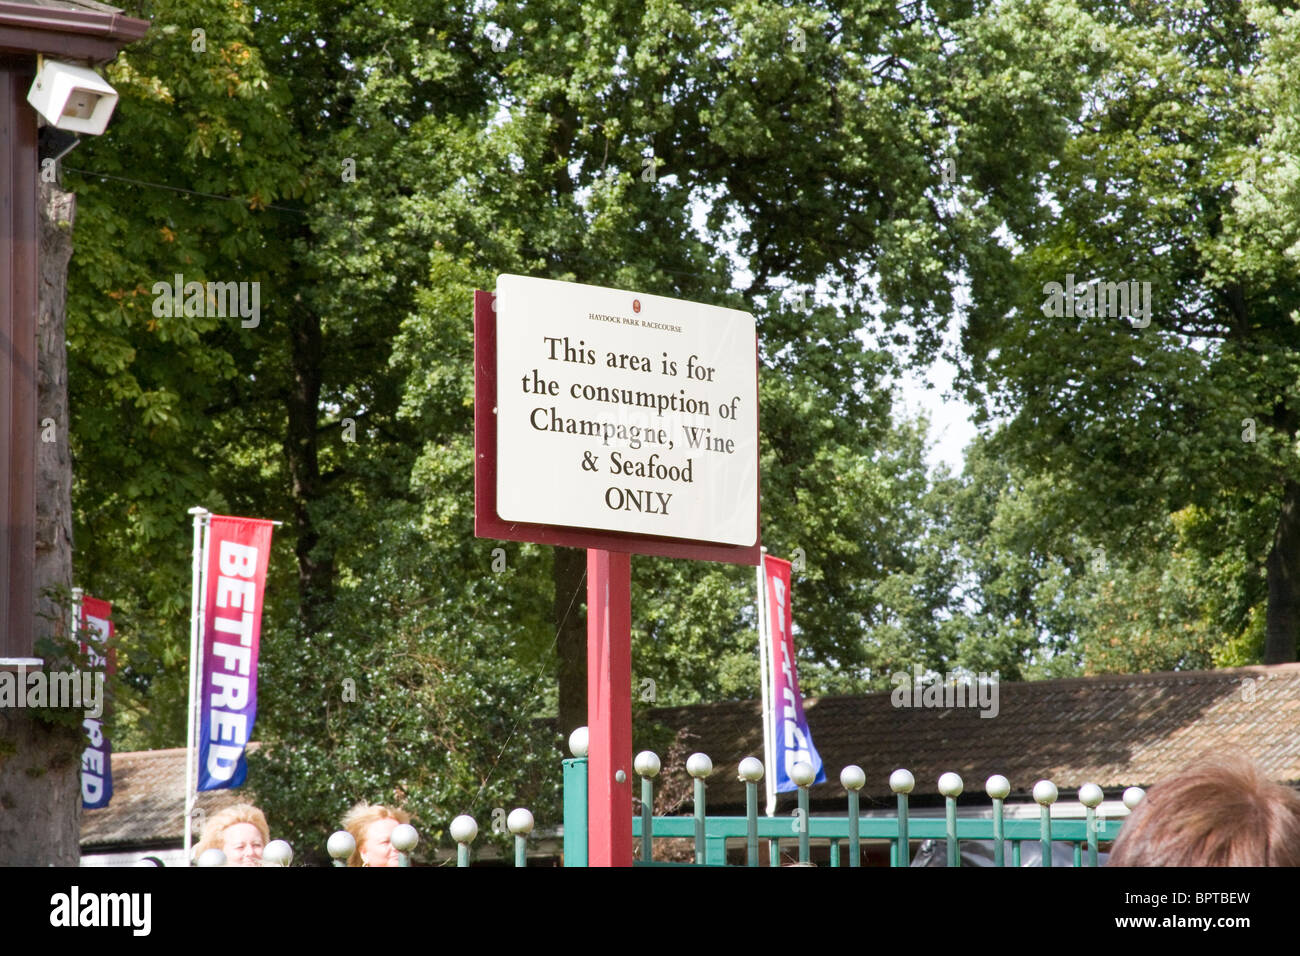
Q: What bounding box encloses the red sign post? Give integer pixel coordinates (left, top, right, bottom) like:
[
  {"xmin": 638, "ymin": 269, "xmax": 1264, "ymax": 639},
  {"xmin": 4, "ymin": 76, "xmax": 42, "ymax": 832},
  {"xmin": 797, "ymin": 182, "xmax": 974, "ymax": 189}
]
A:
[{"xmin": 585, "ymin": 549, "xmax": 633, "ymax": 865}]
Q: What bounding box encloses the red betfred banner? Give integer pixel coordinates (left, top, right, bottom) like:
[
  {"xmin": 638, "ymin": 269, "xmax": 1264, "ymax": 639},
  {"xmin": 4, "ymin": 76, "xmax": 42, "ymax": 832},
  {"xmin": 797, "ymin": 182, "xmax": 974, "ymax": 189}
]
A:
[
  {"xmin": 80, "ymin": 596, "xmax": 114, "ymax": 809},
  {"xmin": 197, "ymin": 515, "xmax": 274, "ymax": 790},
  {"xmin": 764, "ymin": 554, "xmax": 825, "ymax": 792}
]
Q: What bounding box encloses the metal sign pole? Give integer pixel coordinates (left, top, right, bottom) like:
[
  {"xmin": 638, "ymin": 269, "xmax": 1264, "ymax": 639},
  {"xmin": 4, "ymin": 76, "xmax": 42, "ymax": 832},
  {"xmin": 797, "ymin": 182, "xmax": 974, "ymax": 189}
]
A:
[
  {"xmin": 183, "ymin": 507, "xmax": 209, "ymax": 865},
  {"xmin": 756, "ymin": 548, "xmax": 776, "ymax": 817}
]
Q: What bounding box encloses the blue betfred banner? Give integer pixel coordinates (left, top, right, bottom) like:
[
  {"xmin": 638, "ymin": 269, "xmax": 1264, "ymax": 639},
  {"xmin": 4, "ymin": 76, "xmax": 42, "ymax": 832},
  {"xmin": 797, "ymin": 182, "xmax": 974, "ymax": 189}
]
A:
[
  {"xmin": 764, "ymin": 555, "xmax": 826, "ymax": 792},
  {"xmin": 80, "ymin": 596, "xmax": 113, "ymax": 810}
]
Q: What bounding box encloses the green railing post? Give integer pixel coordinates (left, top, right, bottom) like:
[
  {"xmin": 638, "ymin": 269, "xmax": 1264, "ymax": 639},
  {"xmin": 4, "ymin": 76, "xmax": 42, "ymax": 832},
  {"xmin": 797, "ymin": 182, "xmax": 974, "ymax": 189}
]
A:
[
  {"xmin": 562, "ymin": 726, "xmax": 589, "ymax": 867},
  {"xmin": 687, "ymin": 752, "xmax": 712, "ymax": 866},
  {"xmin": 890, "ymin": 769, "xmax": 914, "ymax": 867},
  {"xmin": 1034, "ymin": 780, "xmax": 1058, "ymax": 868},
  {"xmin": 792, "ymin": 761, "xmax": 815, "ymax": 864},
  {"xmin": 987, "ymin": 774, "xmax": 1010, "ymax": 867},
  {"xmin": 450, "ymin": 814, "xmax": 477, "ymax": 868},
  {"xmin": 841, "ymin": 765, "xmax": 865, "ymax": 868},
  {"xmin": 391, "ymin": 824, "xmax": 418, "ymax": 867},
  {"xmin": 738, "ymin": 756, "xmax": 764, "ymax": 867},
  {"xmin": 326, "ymin": 831, "xmax": 354, "ymax": 868},
  {"xmin": 634, "ymin": 750, "xmax": 661, "ymax": 863},
  {"xmin": 939, "ymin": 772, "xmax": 963, "ymax": 867},
  {"xmin": 508, "ymin": 808, "xmax": 533, "ymax": 867},
  {"xmin": 768, "ymin": 838, "xmax": 779, "ymax": 867},
  {"xmin": 1080, "ymin": 785, "xmax": 1103, "ymax": 869}
]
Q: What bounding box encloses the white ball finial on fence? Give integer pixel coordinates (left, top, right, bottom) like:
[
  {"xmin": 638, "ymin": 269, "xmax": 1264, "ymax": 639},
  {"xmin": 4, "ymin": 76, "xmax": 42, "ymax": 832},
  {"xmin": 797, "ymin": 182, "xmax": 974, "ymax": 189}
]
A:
[
  {"xmin": 196, "ymin": 848, "xmax": 227, "ymax": 867},
  {"xmin": 738, "ymin": 756, "xmax": 764, "ymax": 782},
  {"xmin": 634, "ymin": 750, "xmax": 661, "ymax": 778},
  {"xmin": 1078, "ymin": 783, "xmax": 1104, "ymax": 808},
  {"xmin": 889, "ymin": 768, "xmax": 915, "ymax": 794},
  {"xmin": 262, "ymin": 839, "xmax": 293, "ymax": 867},
  {"xmin": 686, "ymin": 753, "xmax": 713, "ymax": 778},
  {"xmin": 985, "ymin": 774, "xmax": 1011, "ymax": 800},
  {"xmin": 840, "ymin": 765, "xmax": 866, "ymax": 792},
  {"xmin": 1122, "ymin": 786, "xmax": 1145, "ymax": 810},
  {"xmin": 938, "ymin": 772, "xmax": 964, "ymax": 798},
  {"xmin": 791, "ymin": 761, "xmax": 816, "ymax": 787},
  {"xmin": 450, "ymin": 814, "xmax": 478, "ymax": 845},
  {"xmin": 390, "ymin": 823, "xmax": 419, "ymax": 854},
  {"xmin": 451, "ymin": 814, "xmax": 478, "ymax": 868},
  {"xmin": 569, "ymin": 726, "xmax": 589, "ymax": 758},
  {"xmin": 507, "ymin": 808, "xmax": 534, "ymax": 836},
  {"xmin": 327, "ymin": 830, "xmax": 356, "ymax": 864},
  {"xmin": 1033, "ymin": 780, "xmax": 1059, "ymax": 805}
]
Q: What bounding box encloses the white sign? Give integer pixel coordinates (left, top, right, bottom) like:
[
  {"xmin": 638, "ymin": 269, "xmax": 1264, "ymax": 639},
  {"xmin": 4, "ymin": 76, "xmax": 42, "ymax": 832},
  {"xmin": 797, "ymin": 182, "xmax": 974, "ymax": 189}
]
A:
[{"xmin": 495, "ymin": 275, "xmax": 758, "ymax": 546}]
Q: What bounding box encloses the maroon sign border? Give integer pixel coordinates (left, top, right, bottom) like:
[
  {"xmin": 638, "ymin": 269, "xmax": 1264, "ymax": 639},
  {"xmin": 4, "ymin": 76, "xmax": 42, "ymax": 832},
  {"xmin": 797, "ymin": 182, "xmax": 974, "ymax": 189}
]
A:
[{"xmin": 473, "ymin": 288, "xmax": 761, "ymax": 566}]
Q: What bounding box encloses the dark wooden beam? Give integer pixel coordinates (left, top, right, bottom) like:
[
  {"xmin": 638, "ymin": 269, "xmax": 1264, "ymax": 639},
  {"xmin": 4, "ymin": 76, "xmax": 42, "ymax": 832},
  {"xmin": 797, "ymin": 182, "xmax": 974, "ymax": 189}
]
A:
[
  {"xmin": 0, "ymin": 2, "xmax": 149, "ymax": 61},
  {"xmin": 0, "ymin": 55, "xmax": 38, "ymax": 658}
]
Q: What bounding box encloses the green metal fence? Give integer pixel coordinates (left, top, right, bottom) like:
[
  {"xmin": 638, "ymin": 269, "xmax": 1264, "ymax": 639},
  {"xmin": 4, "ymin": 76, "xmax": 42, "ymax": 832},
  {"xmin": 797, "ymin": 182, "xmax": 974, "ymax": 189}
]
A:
[
  {"xmin": 562, "ymin": 728, "xmax": 1139, "ymax": 867},
  {"xmin": 195, "ymin": 724, "xmax": 1136, "ymax": 867}
]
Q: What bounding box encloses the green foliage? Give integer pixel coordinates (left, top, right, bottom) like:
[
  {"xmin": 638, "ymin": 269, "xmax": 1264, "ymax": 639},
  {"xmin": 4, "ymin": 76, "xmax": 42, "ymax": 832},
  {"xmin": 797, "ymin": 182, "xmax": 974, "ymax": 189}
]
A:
[{"xmin": 936, "ymin": 0, "xmax": 1300, "ymax": 664}]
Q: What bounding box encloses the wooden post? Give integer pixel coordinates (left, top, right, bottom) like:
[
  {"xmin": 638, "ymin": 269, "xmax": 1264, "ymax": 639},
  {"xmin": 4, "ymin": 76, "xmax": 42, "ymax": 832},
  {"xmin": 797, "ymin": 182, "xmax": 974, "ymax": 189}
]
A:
[
  {"xmin": 586, "ymin": 548, "xmax": 632, "ymax": 867},
  {"xmin": 0, "ymin": 56, "xmax": 39, "ymax": 660}
]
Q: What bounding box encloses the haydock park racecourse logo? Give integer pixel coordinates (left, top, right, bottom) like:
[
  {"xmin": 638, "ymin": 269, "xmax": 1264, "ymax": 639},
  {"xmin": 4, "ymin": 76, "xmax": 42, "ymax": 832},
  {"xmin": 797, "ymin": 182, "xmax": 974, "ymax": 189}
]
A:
[
  {"xmin": 152, "ymin": 273, "xmax": 260, "ymax": 328},
  {"xmin": 50, "ymin": 887, "xmax": 151, "ymax": 937},
  {"xmin": 0, "ymin": 663, "xmax": 104, "ymax": 719},
  {"xmin": 1040, "ymin": 273, "xmax": 1151, "ymax": 328},
  {"xmin": 891, "ymin": 665, "xmax": 999, "ymax": 719}
]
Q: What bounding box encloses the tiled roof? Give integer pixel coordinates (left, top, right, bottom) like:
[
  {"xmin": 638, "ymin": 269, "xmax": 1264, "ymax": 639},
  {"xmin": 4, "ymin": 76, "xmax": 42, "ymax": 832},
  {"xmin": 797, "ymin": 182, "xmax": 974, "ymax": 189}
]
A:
[
  {"xmin": 638, "ymin": 663, "xmax": 1300, "ymax": 809},
  {"xmin": 80, "ymin": 746, "xmax": 255, "ymax": 850}
]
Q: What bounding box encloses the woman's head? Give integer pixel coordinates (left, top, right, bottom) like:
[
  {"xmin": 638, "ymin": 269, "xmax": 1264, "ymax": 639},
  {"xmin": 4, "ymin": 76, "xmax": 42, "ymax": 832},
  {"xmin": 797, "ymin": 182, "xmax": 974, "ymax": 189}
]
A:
[
  {"xmin": 341, "ymin": 802, "xmax": 412, "ymax": 867},
  {"xmin": 1109, "ymin": 753, "xmax": 1300, "ymax": 866},
  {"xmin": 195, "ymin": 804, "xmax": 270, "ymax": 866}
]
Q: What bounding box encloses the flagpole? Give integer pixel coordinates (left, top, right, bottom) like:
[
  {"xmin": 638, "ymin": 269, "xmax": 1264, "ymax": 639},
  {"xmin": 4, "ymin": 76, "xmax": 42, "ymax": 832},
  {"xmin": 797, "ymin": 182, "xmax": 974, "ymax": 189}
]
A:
[
  {"xmin": 184, "ymin": 507, "xmax": 210, "ymax": 865},
  {"xmin": 756, "ymin": 547, "xmax": 776, "ymax": 817},
  {"xmin": 71, "ymin": 587, "xmax": 82, "ymax": 641}
]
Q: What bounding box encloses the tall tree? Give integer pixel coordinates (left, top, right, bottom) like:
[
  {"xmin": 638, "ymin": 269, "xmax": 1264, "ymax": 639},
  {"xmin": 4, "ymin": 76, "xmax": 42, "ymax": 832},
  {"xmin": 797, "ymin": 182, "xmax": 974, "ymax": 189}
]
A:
[
  {"xmin": 954, "ymin": 0, "xmax": 1300, "ymax": 662},
  {"xmin": 67, "ymin": 0, "xmax": 308, "ymax": 745}
]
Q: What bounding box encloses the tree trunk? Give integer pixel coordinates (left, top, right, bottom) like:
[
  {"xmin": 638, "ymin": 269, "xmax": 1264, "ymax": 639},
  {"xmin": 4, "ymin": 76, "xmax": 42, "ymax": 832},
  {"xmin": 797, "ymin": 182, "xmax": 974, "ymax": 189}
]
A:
[
  {"xmin": 35, "ymin": 180, "xmax": 75, "ymax": 659},
  {"xmin": 0, "ymin": 707, "xmax": 83, "ymax": 865},
  {"xmin": 284, "ymin": 307, "xmax": 333, "ymax": 631},
  {"xmin": 546, "ymin": 98, "xmax": 590, "ymax": 745},
  {"xmin": 1264, "ymin": 477, "xmax": 1300, "ymax": 663},
  {"xmin": 0, "ymin": 178, "xmax": 82, "ymax": 866},
  {"xmin": 554, "ymin": 546, "xmax": 587, "ymax": 742}
]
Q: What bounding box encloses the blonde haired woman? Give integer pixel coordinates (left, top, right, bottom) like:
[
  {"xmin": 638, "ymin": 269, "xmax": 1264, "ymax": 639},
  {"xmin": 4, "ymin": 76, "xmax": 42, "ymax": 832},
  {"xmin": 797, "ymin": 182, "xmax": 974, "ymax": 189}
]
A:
[
  {"xmin": 341, "ymin": 802, "xmax": 412, "ymax": 867},
  {"xmin": 194, "ymin": 803, "xmax": 270, "ymax": 866}
]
